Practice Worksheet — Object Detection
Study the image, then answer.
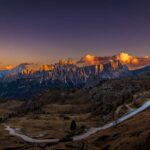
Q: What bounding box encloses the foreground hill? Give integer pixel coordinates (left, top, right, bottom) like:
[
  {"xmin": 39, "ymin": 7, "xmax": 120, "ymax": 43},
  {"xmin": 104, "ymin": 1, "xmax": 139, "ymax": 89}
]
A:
[
  {"xmin": 0, "ymin": 77, "xmax": 150, "ymax": 149},
  {"xmin": 0, "ymin": 106, "xmax": 149, "ymax": 150},
  {"xmin": 52, "ymin": 109, "xmax": 150, "ymax": 150}
]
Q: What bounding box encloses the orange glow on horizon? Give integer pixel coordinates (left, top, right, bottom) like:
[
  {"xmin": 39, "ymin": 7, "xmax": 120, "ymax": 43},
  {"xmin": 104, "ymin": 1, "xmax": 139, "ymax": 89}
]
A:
[
  {"xmin": 0, "ymin": 65, "xmax": 14, "ymax": 70},
  {"xmin": 5, "ymin": 65, "xmax": 14, "ymax": 70}
]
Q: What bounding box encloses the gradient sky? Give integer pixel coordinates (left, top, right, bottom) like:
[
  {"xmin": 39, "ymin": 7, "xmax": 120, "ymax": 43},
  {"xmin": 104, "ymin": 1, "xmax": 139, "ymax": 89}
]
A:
[{"xmin": 0, "ymin": 0, "xmax": 150, "ymax": 65}]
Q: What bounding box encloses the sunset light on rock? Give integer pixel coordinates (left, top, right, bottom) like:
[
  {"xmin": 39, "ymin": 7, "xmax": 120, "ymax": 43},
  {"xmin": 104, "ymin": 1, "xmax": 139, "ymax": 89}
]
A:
[
  {"xmin": 116, "ymin": 52, "xmax": 139, "ymax": 64},
  {"xmin": 81, "ymin": 54, "xmax": 96, "ymax": 65}
]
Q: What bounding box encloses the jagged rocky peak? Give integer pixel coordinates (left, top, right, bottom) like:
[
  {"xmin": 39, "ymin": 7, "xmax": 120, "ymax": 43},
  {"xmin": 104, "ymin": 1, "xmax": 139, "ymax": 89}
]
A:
[
  {"xmin": 115, "ymin": 52, "xmax": 139, "ymax": 64},
  {"xmin": 0, "ymin": 52, "xmax": 149, "ymax": 87},
  {"xmin": 94, "ymin": 60, "xmax": 128, "ymax": 74},
  {"xmin": 79, "ymin": 52, "xmax": 150, "ymax": 70}
]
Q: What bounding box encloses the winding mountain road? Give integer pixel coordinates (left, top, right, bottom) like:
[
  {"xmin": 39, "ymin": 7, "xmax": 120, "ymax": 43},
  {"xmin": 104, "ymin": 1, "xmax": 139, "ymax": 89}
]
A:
[{"xmin": 5, "ymin": 100, "xmax": 150, "ymax": 143}]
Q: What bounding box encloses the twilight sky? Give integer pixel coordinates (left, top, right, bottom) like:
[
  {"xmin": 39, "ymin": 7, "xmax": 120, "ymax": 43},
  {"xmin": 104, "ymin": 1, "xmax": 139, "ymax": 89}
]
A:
[{"xmin": 0, "ymin": 0, "xmax": 150, "ymax": 65}]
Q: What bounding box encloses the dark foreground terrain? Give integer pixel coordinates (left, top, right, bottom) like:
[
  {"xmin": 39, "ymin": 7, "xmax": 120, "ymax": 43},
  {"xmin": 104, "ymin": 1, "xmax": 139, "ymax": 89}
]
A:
[
  {"xmin": 0, "ymin": 109, "xmax": 149, "ymax": 150},
  {"xmin": 0, "ymin": 77, "xmax": 150, "ymax": 150}
]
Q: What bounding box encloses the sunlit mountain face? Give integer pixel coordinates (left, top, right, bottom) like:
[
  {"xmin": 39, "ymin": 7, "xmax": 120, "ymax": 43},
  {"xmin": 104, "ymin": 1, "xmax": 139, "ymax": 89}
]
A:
[
  {"xmin": 79, "ymin": 52, "xmax": 150, "ymax": 70},
  {"xmin": 116, "ymin": 53, "xmax": 139, "ymax": 64},
  {"xmin": 0, "ymin": 52, "xmax": 150, "ymax": 99}
]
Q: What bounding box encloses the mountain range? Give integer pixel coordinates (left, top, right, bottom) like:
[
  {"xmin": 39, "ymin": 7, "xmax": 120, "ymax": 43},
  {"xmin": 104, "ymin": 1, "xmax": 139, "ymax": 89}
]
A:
[
  {"xmin": 0, "ymin": 52, "xmax": 149, "ymax": 100},
  {"xmin": 79, "ymin": 52, "xmax": 150, "ymax": 69}
]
